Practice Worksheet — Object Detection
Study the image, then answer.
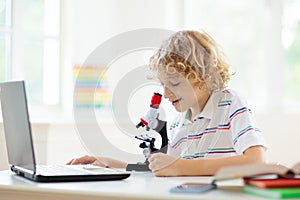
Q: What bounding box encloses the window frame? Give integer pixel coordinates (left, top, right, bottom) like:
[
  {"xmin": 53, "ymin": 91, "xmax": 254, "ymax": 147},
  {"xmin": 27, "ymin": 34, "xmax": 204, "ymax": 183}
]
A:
[{"xmin": 9, "ymin": 0, "xmax": 62, "ymax": 119}]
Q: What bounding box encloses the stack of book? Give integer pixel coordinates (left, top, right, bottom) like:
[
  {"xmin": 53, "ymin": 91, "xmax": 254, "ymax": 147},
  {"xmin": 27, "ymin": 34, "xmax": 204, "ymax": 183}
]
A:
[
  {"xmin": 215, "ymin": 162, "xmax": 300, "ymax": 199},
  {"xmin": 244, "ymin": 177, "xmax": 300, "ymax": 199}
]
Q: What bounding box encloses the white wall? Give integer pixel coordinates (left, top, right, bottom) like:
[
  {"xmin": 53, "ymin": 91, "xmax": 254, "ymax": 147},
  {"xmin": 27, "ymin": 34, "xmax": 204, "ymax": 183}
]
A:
[
  {"xmin": 69, "ymin": 0, "xmax": 183, "ymax": 65},
  {"xmin": 256, "ymin": 114, "xmax": 300, "ymax": 167},
  {"xmin": 0, "ymin": 122, "xmax": 145, "ymax": 170},
  {"xmin": 60, "ymin": 0, "xmax": 184, "ymax": 116}
]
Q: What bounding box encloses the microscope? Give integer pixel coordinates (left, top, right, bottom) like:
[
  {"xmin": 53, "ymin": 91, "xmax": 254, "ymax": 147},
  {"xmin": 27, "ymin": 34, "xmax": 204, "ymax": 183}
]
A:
[{"xmin": 126, "ymin": 93, "xmax": 168, "ymax": 171}]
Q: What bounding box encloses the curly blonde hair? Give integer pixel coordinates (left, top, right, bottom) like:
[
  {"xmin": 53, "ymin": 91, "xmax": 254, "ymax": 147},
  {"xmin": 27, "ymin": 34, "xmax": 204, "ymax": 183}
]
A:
[{"xmin": 150, "ymin": 30, "xmax": 231, "ymax": 92}]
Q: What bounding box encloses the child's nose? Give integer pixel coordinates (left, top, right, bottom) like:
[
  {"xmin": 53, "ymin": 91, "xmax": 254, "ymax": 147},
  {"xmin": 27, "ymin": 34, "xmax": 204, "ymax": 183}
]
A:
[{"xmin": 163, "ymin": 86, "xmax": 173, "ymax": 99}]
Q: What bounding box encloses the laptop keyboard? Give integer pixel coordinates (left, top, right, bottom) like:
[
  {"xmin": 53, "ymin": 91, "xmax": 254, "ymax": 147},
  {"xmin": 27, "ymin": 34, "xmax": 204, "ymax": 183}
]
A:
[
  {"xmin": 36, "ymin": 165, "xmax": 96, "ymax": 175},
  {"xmin": 36, "ymin": 165, "xmax": 123, "ymax": 175}
]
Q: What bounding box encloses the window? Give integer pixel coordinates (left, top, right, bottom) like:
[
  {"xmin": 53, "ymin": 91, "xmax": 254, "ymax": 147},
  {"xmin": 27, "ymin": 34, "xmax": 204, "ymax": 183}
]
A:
[
  {"xmin": 0, "ymin": 0, "xmax": 60, "ymax": 109},
  {"xmin": 184, "ymin": 0, "xmax": 300, "ymax": 113},
  {"xmin": 283, "ymin": 0, "xmax": 300, "ymax": 108},
  {"xmin": 0, "ymin": 0, "xmax": 11, "ymax": 81}
]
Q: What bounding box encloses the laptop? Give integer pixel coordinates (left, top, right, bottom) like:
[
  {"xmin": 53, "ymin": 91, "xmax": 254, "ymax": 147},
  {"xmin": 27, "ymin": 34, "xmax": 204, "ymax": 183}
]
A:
[{"xmin": 0, "ymin": 80, "xmax": 130, "ymax": 182}]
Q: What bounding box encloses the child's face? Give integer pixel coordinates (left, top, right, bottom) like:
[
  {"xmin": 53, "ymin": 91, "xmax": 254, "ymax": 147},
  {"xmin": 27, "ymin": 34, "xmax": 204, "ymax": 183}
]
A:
[{"xmin": 158, "ymin": 72, "xmax": 209, "ymax": 114}]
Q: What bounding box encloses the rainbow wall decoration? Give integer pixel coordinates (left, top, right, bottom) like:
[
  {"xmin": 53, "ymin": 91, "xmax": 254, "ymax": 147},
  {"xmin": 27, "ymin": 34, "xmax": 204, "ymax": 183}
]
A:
[{"xmin": 73, "ymin": 65, "xmax": 110, "ymax": 108}]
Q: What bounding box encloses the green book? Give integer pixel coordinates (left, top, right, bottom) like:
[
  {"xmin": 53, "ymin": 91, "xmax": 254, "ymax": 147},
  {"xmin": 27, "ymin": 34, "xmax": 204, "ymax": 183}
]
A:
[{"xmin": 244, "ymin": 185, "xmax": 300, "ymax": 199}]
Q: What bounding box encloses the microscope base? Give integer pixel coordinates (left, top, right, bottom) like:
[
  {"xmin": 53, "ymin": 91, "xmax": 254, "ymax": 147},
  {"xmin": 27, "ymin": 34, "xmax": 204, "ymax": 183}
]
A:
[{"xmin": 126, "ymin": 163, "xmax": 150, "ymax": 171}]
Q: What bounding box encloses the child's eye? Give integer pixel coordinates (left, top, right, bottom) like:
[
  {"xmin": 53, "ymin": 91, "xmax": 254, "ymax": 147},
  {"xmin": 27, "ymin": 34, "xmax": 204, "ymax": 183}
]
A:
[{"xmin": 170, "ymin": 82, "xmax": 180, "ymax": 87}]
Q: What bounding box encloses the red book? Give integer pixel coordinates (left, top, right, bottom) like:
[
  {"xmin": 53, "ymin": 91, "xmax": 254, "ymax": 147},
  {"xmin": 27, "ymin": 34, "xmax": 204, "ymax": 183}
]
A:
[{"xmin": 245, "ymin": 178, "xmax": 300, "ymax": 188}]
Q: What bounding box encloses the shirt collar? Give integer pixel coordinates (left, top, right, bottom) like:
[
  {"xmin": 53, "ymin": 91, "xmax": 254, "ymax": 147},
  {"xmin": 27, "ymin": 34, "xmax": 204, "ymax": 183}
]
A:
[
  {"xmin": 192, "ymin": 90, "xmax": 222, "ymax": 120},
  {"xmin": 179, "ymin": 90, "xmax": 221, "ymax": 125},
  {"xmin": 181, "ymin": 109, "xmax": 192, "ymax": 125},
  {"xmin": 197, "ymin": 93, "xmax": 214, "ymax": 120}
]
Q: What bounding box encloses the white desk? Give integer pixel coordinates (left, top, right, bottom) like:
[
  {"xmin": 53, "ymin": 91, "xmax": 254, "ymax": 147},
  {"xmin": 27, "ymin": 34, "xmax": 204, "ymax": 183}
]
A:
[{"xmin": 0, "ymin": 170, "xmax": 266, "ymax": 200}]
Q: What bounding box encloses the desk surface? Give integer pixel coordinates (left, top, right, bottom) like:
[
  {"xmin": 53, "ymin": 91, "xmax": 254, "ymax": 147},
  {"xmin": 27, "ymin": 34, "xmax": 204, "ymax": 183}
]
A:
[{"xmin": 0, "ymin": 170, "xmax": 265, "ymax": 200}]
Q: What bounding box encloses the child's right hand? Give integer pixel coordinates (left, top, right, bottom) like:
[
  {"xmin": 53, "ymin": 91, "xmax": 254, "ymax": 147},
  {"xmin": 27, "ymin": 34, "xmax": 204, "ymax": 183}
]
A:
[
  {"xmin": 148, "ymin": 153, "xmax": 182, "ymax": 176},
  {"xmin": 66, "ymin": 155, "xmax": 128, "ymax": 168},
  {"xmin": 66, "ymin": 155, "xmax": 108, "ymax": 167}
]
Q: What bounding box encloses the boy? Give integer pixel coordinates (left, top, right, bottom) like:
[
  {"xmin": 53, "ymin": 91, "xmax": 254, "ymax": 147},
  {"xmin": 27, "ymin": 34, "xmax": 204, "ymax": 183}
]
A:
[{"xmin": 68, "ymin": 30, "xmax": 266, "ymax": 176}]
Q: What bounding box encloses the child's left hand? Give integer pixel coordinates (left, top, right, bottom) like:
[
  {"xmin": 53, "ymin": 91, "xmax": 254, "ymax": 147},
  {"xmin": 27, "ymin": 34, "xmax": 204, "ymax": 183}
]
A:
[{"xmin": 147, "ymin": 153, "xmax": 183, "ymax": 176}]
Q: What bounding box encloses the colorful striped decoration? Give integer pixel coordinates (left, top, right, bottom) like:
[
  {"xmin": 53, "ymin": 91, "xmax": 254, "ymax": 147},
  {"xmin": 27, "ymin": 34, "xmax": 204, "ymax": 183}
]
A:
[{"xmin": 73, "ymin": 65, "xmax": 111, "ymax": 108}]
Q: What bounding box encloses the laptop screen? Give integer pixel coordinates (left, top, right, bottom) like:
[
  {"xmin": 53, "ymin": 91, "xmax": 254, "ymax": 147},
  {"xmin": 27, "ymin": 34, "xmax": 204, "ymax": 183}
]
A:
[{"xmin": 0, "ymin": 80, "xmax": 36, "ymax": 172}]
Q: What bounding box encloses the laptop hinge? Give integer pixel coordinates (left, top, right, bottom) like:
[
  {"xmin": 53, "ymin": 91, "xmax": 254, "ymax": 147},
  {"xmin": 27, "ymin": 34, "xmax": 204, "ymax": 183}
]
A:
[{"xmin": 11, "ymin": 165, "xmax": 36, "ymax": 175}]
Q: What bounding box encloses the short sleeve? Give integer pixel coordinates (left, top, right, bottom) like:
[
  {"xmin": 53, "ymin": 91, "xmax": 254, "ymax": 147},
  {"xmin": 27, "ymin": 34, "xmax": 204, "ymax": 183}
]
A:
[{"xmin": 228, "ymin": 92, "xmax": 267, "ymax": 154}]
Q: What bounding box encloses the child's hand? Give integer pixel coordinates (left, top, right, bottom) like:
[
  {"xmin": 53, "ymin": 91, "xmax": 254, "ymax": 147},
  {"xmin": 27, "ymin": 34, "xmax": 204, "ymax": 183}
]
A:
[
  {"xmin": 67, "ymin": 155, "xmax": 108, "ymax": 167},
  {"xmin": 66, "ymin": 155, "xmax": 127, "ymax": 168},
  {"xmin": 148, "ymin": 153, "xmax": 183, "ymax": 176}
]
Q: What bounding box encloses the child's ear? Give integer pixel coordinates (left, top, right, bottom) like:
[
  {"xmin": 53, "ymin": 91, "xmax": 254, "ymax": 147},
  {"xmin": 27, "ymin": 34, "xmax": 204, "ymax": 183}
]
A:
[
  {"xmin": 193, "ymin": 80, "xmax": 205, "ymax": 89},
  {"xmin": 195, "ymin": 82, "xmax": 209, "ymax": 93}
]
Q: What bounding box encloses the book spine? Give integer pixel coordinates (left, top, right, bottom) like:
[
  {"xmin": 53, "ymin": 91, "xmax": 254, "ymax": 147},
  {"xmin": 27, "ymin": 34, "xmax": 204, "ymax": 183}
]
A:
[{"xmin": 243, "ymin": 185, "xmax": 279, "ymax": 199}]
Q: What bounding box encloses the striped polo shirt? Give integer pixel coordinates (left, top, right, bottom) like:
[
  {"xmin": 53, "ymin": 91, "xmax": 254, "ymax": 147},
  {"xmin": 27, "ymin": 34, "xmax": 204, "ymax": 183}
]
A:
[{"xmin": 167, "ymin": 89, "xmax": 267, "ymax": 159}]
